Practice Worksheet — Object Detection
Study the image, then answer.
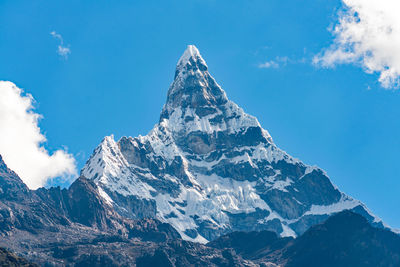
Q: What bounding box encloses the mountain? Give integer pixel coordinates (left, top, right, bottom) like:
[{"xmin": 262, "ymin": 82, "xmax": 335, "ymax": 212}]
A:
[
  {"xmin": 0, "ymin": 155, "xmax": 256, "ymax": 266},
  {"xmin": 209, "ymin": 211, "xmax": 400, "ymax": 267},
  {"xmin": 0, "ymin": 46, "xmax": 397, "ymax": 266},
  {"xmin": 81, "ymin": 45, "xmax": 383, "ymax": 243}
]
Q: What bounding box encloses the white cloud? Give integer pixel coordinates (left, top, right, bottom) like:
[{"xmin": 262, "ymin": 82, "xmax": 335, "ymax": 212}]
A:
[
  {"xmin": 314, "ymin": 0, "xmax": 400, "ymax": 89},
  {"xmin": 57, "ymin": 46, "xmax": 71, "ymax": 58},
  {"xmin": 259, "ymin": 60, "xmax": 279, "ymax": 69},
  {"xmin": 0, "ymin": 81, "xmax": 77, "ymax": 189},
  {"xmin": 50, "ymin": 31, "xmax": 71, "ymax": 59},
  {"xmin": 258, "ymin": 56, "xmax": 289, "ymax": 69}
]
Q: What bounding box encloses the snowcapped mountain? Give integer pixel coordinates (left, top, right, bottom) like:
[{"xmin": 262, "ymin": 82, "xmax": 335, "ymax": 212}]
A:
[{"xmin": 81, "ymin": 45, "xmax": 383, "ymax": 243}]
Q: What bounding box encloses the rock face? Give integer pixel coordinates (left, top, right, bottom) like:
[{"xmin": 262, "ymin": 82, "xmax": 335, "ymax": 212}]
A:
[
  {"xmin": 0, "ymin": 155, "xmax": 186, "ymax": 265},
  {"xmin": 209, "ymin": 211, "xmax": 400, "ymax": 267},
  {"xmin": 81, "ymin": 45, "xmax": 383, "ymax": 243},
  {"xmin": 281, "ymin": 211, "xmax": 400, "ymax": 267},
  {"xmin": 0, "ymin": 247, "xmax": 36, "ymax": 267}
]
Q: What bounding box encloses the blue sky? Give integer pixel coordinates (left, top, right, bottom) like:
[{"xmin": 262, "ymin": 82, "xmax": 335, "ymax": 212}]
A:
[{"xmin": 1, "ymin": 0, "xmax": 400, "ymax": 228}]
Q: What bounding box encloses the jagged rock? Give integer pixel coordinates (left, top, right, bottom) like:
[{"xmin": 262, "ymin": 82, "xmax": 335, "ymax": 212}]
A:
[{"xmin": 0, "ymin": 247, "xmax": 36, "ymax": 267}]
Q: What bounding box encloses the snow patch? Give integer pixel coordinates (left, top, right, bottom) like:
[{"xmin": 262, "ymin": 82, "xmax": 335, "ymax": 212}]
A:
[
  {"xmin": 177, "ymin": 45, "xmax": 207, "ymax": 69},
  {"xmin": 304, "ymin": 199, "xmax": 360, "ymax": 216}
]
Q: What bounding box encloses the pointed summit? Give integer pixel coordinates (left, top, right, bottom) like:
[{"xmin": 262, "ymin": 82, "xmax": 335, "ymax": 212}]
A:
[
  {"xmin": 160, "ymin": 45, "xmax": 266, "ymax": 139},
  {"xmin": 176, "ymin": 45, "xmax": 207, "ymax": 70},
  {"xmin": 161, "ymin": 45, "xmax": 228, "ymax": 121}
]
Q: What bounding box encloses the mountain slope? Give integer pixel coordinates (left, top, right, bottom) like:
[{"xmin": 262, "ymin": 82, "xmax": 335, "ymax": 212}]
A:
[
  {"xmin": 81, "ymin": 45, "xmax": 383, "ymax": 242},
  {"xmin": 209, "ymin": 211, "xmax": 400, "ymax": 267},
  {"xmin": 0, "ymin": 155, "xmax": 259, "ymax": 266},
  {"xmin": 0, "ymin": 155, "xmax": 185, "ymax": 265}
]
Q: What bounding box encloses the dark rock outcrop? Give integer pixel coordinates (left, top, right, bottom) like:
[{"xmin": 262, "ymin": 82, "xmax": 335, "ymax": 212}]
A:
[
  {"xmin": 209, "ymin": 211, "xmax": 400, "ymax": 267},
  {"xmin": 0, "ymin": 247, "xmax": 36, "ymax": 267}
]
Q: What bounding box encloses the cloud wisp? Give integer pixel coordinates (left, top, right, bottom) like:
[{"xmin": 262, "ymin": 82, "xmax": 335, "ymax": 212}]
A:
[
  {"xmin": 50, "ymin": 31, "xmax": 71, "ymax": 59},
  {"xmin": 0, "ymin": 81, "xmax": 77, "ymax": 189},
  {"xmin": 314, "ymin": 0, "xmax": 400, "ymax": 89},
  {"xmin": 258, "ymin": 55, "xmax": 308, "ymax": 69},
  {"xmin": 258, "ymin": 56, "xmax": 289, "ymax": 69}
]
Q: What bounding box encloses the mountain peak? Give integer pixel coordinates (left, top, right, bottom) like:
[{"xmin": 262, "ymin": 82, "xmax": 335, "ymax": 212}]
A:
[
  {"xmin": 176, "ymin": 45, "xmax": 207, "ymax": 70},
  {"xmin": 159, "ymin": 45, "xmax": 268, "ymax": 140},
  {"xmin": 161, "ymin": 45, "xmax": 228, "ymax": 121}
]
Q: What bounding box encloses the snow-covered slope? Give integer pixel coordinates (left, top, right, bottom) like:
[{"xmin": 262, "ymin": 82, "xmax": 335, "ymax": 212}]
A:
[{"xmin": 81, "ymin": 45, "xmax": 383, "ymax": 243}]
